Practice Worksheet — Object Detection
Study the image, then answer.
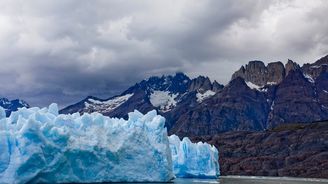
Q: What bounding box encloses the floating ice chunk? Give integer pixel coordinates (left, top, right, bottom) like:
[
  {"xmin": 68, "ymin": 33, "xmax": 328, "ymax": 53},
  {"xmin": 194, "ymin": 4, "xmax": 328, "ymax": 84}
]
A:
[
  {"xmin": 169, "ymin": 135, "xmax": 220, "ymax": 178},
  {"xmin": 0, "ymin": 104, "xmax": 173, "ymax": 183}
]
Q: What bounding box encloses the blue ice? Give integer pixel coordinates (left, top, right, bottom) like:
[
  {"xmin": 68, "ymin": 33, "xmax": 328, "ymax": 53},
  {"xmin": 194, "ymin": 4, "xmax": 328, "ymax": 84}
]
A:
[
  {"xmin": 169, "ymin": 135, "xmax": 220, "ymax": 178},
  {"xmin": 0, "ymin": 105, "xmax": 173, "ymax": 183}
]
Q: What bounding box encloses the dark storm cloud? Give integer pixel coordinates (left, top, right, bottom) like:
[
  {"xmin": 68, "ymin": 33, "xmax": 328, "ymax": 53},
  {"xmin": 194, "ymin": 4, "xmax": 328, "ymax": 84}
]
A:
[{"xmin": 0, "ymin": 0, "xmax": 327, "ymax": 107}]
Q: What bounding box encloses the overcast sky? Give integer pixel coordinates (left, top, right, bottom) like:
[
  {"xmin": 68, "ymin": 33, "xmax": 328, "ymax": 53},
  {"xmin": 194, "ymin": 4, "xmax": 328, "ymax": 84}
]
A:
[{"xmin": 0, "ymin": 0, "xmax": 327, "ymax": 108}]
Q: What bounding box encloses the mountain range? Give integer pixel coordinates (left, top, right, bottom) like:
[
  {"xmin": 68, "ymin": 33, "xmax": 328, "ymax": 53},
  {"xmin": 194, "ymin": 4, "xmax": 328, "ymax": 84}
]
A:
[
  {"xmin": 60, "ymin": 55, "xmax": 328, "ymax": 137},
  {"xmin": 1, "ymin": 55, "xmax": 328, "ymax": 178}
]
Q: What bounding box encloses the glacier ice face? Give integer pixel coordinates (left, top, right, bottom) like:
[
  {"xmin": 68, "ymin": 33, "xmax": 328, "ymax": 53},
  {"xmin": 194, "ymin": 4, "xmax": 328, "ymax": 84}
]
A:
[
  {"xmin": 169, "ymin": 135, "xmax": 220, "ymax": 178},
  {"xmin": 0, "ymin": 104, "xmax": 173, "ymax": 183},
  {"xmin": 0, "ymin": 104, "xmax": 220, "ymax": 183}
]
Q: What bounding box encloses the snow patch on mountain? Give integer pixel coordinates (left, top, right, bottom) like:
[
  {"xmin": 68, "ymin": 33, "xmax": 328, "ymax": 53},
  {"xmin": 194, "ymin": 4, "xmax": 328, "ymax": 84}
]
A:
[
  {"xmin": 303, "ymin": 73, "xmax": 315, "ymax": 83},
  {"xmin": 245, "ymin": 81, "xmax": 272, "ymax": 92},
  {"xmin": 150, "ymin": 91, "xmax": 178, "ymax": 112},
  {"xmin": 196, "ymin": 90, "xmax": 216, "ymax": 103},
  {"xmin": 245, "ymin": 81, "xmax": 262, "ymax": 90},
  {"xmin": 84, "ymin": 93, "xmax": 133, "ymax": 113},
  {"xmin": 267, "ymin": 82, "xmax": 277, "ymax": 85},
  {"xmin": 270, "ymin": 101, "xmax": 275, "ymax": 110},
  {"xmin": 310, "ymin": 65, "xmax": 325, "ymax": 69}
]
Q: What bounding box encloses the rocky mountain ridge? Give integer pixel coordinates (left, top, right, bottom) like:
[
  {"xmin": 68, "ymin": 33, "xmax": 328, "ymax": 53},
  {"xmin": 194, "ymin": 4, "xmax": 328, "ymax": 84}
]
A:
[
  {"xmin": 231, "ymin": 55, "xmax": 328, "ymax": 87},
  {"xmin": 60, "ymin": 55, "xmax": 328, "ymax": 137},
  {"xmin": 60, "ymin": 73, "xmax": 223, "ymax": 118}
]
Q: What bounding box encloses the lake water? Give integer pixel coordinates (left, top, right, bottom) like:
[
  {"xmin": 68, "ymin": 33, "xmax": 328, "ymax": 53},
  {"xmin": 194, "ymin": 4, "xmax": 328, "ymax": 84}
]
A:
[
  {"xmin": 117, "ymin": 176, "xmax": 328, "ymax": 184},
  {"xmin": 86, "ymin": 176, "xmax": 328, "ymax": 184},
  {"xmin": 173, "ymin": 176, "xmax": 328, "ymax": 184}
]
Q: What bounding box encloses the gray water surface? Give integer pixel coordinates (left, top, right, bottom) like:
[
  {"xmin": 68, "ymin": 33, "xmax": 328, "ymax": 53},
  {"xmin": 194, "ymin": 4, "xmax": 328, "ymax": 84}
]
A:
[{"xmin": 173, "ymin": 176, "xmax": 328, "ymax": 184}]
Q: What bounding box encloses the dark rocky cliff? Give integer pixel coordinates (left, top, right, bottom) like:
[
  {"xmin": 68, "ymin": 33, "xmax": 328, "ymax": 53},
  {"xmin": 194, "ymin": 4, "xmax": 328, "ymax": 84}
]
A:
[{"xmin": 192, "ymin": 121, "xmax": 328, "ymax": 178}]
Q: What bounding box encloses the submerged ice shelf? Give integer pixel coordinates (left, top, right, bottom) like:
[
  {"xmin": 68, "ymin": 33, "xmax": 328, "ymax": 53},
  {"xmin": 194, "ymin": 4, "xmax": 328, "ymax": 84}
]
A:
[{"xmin": 0, "ymin": 104, "xmax": 219, "ymax": 183}]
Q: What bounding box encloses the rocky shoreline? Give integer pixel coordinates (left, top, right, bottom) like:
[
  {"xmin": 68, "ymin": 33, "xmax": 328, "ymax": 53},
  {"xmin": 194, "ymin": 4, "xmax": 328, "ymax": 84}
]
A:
[{"xmin": 191, "ymin": 121, "xmax": 328, "ymax": 178}]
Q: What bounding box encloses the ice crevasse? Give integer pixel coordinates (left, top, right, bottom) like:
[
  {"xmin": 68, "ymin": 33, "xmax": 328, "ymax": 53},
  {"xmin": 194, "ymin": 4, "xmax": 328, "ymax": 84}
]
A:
[{"xmin": 0, "ymin": 104, "xmax": 219, "ymax": 183}]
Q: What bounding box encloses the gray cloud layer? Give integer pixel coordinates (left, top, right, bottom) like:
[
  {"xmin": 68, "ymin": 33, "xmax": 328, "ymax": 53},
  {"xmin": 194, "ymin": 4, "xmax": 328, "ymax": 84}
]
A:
[{"xmin": 0, "ymin": 0, "xmax": 327, "ymax": 107}]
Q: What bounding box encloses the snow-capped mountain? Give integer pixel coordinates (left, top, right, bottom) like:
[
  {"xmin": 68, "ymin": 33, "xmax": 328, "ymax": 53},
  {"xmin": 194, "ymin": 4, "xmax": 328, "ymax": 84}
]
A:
[
  {"xmin": 60, "ymin": 72, "xmax": 223, "ymax": 118},
  {"xmin": 61, "ymin": 55, "xmax": 328, "ymax": 137},
  {"xmin": 0, "ymin": 98, "xmax": 29, "ymax": 116}
]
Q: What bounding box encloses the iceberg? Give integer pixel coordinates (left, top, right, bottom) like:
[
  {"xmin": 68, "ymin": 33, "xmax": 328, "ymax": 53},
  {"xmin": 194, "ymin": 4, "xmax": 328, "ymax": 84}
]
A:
[
  {"xmin": 0, "ymin": 103, "xmax": 220, "ymax": 183},
  {"xmin": 0, "ymin": 104, "xmax": 174, "ymax": 183},
  {"xmin": 169, "ymin": 135, "xmax": 220, "ymax": 178}
]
